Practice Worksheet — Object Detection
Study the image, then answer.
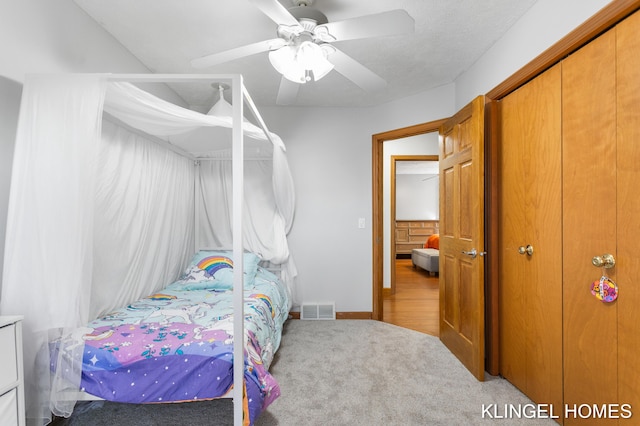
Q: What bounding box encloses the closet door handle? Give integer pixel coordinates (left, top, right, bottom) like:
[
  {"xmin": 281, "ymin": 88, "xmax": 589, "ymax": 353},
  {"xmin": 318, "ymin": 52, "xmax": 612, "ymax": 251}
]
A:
[
  {"xmin": 518, "ymin": 245, "xmax": 534, "ymax": 256},
  {"xmin": 592, "ymin": 253, "xmax": 615, "ymax": 268}
]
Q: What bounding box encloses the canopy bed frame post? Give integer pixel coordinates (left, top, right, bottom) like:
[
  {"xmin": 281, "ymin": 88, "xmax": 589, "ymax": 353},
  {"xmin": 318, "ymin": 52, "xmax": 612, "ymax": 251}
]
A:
[
  {"xmin": 194, "ymin": 159, "xmax": 201, "ymax": 254},
  {"xmin": 230, "ymin": 75, "xmax": 245, "ymax": 426}
]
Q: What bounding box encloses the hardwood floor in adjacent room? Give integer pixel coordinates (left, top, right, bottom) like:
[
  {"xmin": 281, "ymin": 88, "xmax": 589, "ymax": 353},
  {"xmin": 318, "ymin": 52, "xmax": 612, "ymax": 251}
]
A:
[{"xmin": 383, "ymin": 258, "xmax": 439, "ymax": 336}]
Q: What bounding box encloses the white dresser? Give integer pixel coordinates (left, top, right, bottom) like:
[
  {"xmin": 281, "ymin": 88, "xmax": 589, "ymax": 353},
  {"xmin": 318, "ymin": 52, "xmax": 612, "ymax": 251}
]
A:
[{"xmin": 0, "ymin": 316, "xmax": 25, "ymax": 426}]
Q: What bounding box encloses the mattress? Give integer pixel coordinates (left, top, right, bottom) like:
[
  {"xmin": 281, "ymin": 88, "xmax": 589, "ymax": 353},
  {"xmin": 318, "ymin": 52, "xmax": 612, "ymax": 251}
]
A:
[
  {"xmin": 411, "ymin": 248, "xmax": 439, "ymax": 273},
  {"xmin": 51, "ymin": 261, "xmax": 289, "ymax": 425}
]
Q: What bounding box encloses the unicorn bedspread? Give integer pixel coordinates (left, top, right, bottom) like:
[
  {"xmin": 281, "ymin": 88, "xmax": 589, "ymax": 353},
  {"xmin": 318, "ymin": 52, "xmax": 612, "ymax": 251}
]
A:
[{"xmin": 53, "ymin": 253, "xmax": 290, "ymax": 425}]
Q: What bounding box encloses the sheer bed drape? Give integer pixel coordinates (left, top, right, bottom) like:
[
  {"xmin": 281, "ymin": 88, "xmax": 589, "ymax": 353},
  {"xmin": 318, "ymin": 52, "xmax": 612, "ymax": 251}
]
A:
[
  {"xmin": 0, "ymin": 75, "xmax": 296, "ymax": 425},
  {"xmin": 1, "ymin": 74, "xmax": 106, "ymax": 424},
  {"xmin": 197, "ymin": 154, "xmax": 297, "ymax": 303},
  {"xmin": 90, "ymin": 120, "xmax": 195, "ymax": 319}
]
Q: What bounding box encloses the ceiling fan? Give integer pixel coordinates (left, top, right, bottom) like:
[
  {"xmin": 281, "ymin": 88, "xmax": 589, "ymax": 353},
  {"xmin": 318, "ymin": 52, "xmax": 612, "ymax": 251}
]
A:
[{"xmin": 191, "ymin": 0, "xmax": 414, "ymax": 105}]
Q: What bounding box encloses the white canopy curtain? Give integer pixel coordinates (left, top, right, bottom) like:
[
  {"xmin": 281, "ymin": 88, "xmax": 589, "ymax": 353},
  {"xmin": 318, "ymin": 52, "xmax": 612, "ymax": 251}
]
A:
[
  {"xmin": 90, "ymin": 120, "xmax": 196, "ymax": 319},
  {"xmin": 0, "ymin": 74, "xmax": 296, "ymax": 426}
]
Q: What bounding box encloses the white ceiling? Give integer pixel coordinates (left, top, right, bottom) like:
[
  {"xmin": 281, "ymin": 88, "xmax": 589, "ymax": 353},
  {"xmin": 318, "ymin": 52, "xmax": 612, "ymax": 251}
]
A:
[{"xmin": 73, "ymin": 0, "xmax": 538, "ymax": 110}]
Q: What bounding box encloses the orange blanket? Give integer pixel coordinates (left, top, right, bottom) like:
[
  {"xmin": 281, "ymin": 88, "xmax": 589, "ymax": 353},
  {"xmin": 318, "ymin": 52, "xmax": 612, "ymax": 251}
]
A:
[{"xmin": 424, "ymin": 234, "xmax": 439, "ymax": 249}]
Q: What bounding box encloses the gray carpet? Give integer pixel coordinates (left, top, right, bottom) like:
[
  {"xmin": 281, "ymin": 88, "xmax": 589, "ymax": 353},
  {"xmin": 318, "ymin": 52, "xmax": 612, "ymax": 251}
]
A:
[{"xmin": 53, "ymin": 320, "xmax": 557, "ymax": 425}]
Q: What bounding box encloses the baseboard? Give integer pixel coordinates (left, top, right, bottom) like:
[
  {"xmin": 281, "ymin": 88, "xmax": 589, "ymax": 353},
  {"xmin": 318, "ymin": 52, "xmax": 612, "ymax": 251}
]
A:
[
  {"xmin": 288, "ymin": 311, "xmax": 372, "ymax": 320},
  {"xmin": 336, "ymin": 312, "xmax": 372, "ymax": 320}
]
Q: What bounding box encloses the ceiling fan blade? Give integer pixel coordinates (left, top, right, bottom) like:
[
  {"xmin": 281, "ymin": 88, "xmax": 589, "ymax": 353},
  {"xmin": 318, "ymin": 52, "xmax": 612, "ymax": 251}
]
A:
[
  {"xmin": 191, "ymin": 38, "xmax": 286, "ymax": 69},
  {"xmin": 328, "ymin": 48, "xmax": 387, "ymax": 92},
  {"xmin": 276, "ymin": 76, "xmax": 300, "ymax": 106},
  {"xmin": 248, "ymin": 0, "xmax": 302, "ymax": 29},
  {"xmin": 317, "ymin": 9, "xmax": 414, "ymax": 42}
]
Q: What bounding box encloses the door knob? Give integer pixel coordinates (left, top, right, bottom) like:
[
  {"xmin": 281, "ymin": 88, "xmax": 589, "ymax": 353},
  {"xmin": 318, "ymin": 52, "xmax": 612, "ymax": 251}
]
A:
[
  {"xmin": 592, "ymin": 253, "xmax": 615, "ymax": 269},
  {"xmin": 518, "ymin": 245, "xmax": 533, "ymax": 256},
  {"xmin": 461, "ymin": 248, "xmax": 486, "ymax": 259},
  {"xmin": 462, "ymin": 248, "xmax": 477, "ymax": 258}
]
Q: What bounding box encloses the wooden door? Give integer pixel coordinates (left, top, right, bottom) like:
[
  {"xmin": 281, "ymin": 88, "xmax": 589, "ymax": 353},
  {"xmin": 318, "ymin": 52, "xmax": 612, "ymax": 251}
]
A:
[
  {"xmin": 562, "ymin": 27, "xmax": 617, "ymax": 423},
  {"xmin": 616, "ymin": 10, "xmax": 640, "ymax": 414},
  {"xmin": 438, "ymin": 96, "xmax": 485, "ymax": 380},
  {"xmin": 499, "ymin": 64, "xmax": 563, "ymax": 410}
]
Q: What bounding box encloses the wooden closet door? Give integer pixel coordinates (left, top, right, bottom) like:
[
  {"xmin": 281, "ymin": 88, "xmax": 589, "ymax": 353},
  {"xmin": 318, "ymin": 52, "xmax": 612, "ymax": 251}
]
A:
[
  {"xmin": 562, "ymin": 26, "xmax": 617, "ymax": 423},
  {"xmin": 616, "ymin": 10, "xmax": 640, "ymax": 412},
  {"xmin": 499, "ymin": 64, "xmax": 562, "ymax": 409}
]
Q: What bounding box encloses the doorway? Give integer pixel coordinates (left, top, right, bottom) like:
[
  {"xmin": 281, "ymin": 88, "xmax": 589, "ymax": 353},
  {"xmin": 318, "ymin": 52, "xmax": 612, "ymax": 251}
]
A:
[
  {"xmin": 389, "ymin": 156, "xmax": 439, "ymax": 293},
  {"xmin": 385, "ymin": 156, "xmax": 439, "ymax": 335},
  {"xmin": 371, "ymin": 119, "xmax": 447, "ymax": 325}
]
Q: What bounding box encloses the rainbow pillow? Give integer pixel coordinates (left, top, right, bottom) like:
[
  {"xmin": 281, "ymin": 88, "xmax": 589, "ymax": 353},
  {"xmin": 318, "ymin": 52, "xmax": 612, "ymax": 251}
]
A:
[{"xmin": 173, "ymin": 250, "xmax": 261, "ymax": 290}]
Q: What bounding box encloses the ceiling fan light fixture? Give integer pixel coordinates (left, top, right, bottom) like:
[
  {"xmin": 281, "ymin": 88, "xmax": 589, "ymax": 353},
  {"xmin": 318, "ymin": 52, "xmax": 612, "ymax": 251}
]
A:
[
  {"xmin": 269, "ymin": 45, "xmax": 305, "ymax": 83},
  {"xmin": 296, "ymin": 41, "xmax": 324, "ymax": 69},
  {"xmin": 307, "ymin": 43, "xmax": 334, "ymax": 80},
  {"xmin": 269, "ymin": 40, "xmax": 334, "ymax": 84},
  {"xmin": 282, "ymin": 64, "xmax": 309, "ymax": 84}
]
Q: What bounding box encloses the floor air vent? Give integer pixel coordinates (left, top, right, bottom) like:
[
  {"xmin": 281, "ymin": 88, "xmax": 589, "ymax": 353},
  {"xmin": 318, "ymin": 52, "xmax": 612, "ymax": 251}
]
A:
[{"xmin": 300, "ymin": 303, "xmax": 336, "ymax": 320}]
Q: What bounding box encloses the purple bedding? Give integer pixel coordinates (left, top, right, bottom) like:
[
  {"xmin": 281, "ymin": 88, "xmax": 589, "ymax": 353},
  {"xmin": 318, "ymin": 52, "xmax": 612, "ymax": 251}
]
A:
[{"xmin": 53, "ymin": 263, "xmax": 289, "ymax": 425}]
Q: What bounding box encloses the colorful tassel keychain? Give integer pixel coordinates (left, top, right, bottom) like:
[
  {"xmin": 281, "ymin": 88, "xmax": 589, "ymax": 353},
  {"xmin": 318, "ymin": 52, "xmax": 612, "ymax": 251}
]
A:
[{"xmin": 591, "ymin": 275, "xmax": 618, "ymax": 302}]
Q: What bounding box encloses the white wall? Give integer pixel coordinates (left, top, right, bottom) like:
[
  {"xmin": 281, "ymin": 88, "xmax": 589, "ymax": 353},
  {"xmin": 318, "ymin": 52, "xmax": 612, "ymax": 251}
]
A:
[
  {"xmin": 0, "ymin": 1, "xmax": 187, "ymax": 102},
  {"xmin": 0, "ymin": 0, "xmax": 617, "ymax": 313},
  {"xmin": 260, "ymin": 86, "xmax": 454, "ymax": 310},
  {"xmin": 0, "ymin": 0, "xmax": 148, "ymax": 83},
  {"xmin": 455, "ymin": 0, "xmax": 613, "ymax": 108},
  {"xmin": 396, "ymin": 174, "xmax": 439, "ymax": 220}
]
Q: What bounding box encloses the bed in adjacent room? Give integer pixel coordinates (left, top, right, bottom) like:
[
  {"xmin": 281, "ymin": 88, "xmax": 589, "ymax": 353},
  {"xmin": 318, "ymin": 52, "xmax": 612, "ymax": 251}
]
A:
[{"xmin": 411, "ymin": 234, "xmax": 439, "ymax": 275}]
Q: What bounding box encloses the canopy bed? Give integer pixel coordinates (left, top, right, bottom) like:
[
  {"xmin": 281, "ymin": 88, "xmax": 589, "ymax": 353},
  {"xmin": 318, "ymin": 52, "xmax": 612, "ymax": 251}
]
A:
[{"xmin": 0, "ymin": 74, "xmax": 296, "ymax": 426}]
